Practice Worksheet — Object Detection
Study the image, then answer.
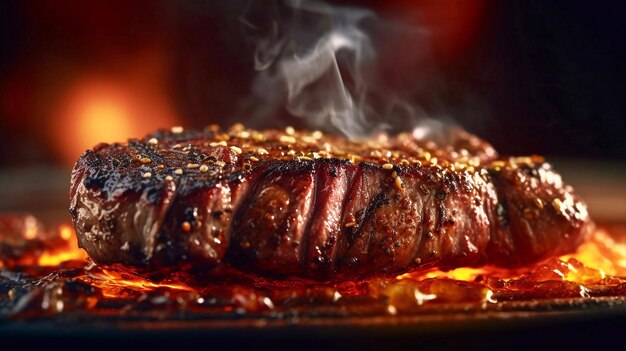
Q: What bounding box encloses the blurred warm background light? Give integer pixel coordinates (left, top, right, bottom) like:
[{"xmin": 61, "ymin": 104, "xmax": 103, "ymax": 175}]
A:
[
  {"xmin": 0, "ymin": 0, "xmax": 625, "ymax": 167},
  {"xmin": 53, "ymin": 76, "xmax": 177, "ymax": 164},
  {"xmin": 384, "ymin": 0, "xmax": 488, "ymax": 65}
]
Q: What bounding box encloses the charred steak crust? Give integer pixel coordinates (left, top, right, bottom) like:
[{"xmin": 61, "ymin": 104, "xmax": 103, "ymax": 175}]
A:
[{"xmin": 69, "ymin": 125, "xmax": 592, "ymax": 279}]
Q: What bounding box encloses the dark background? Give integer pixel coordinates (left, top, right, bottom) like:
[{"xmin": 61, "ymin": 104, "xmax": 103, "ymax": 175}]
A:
[{"xmin": 1, "ymin": 0, "xmax": 625, "ymax": 167}]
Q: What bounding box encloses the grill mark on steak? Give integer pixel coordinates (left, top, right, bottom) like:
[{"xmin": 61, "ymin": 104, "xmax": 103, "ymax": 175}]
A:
[
  {"xmin": 224, "ymin": 164, "xmax": 267, "ymax": 268},
  {"xmin": 328, "ymin": 163, "xmax": 359, "ymax": 274},
  {"xmin": 412, "ymin": 170, "xmax": 442, "ymax": 266},
  {"xmin": 363, "ymin": 170, "xmax": 423, "ymax": 274},
  {"xmin": 341, "ymin": 187, "xmax": 389, "ymax": 274},
  {"xmin": 302, "ymin": 159, "xmax": 357, "ymax": 277},
  {"xmin": 229, "ymin": 161, "xmax": 316, "ymax": 275},
  {"xmin": 413, "ymin": 185, "xmax": 432, "ymax": 266},
  {"xmin": 70, "ymin": 126, "xmax": 592, "ymax": 279},
  {"xmin": 337, "ymin": 165, "xmax": 389, "ymax": 275},
  {"xmin": 298, "ymin": 163, "xmax": 318, "ymax": 271}
]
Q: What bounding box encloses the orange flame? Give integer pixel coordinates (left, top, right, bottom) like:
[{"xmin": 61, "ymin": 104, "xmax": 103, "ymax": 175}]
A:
[
  {"xmin": 85, "ymin": 267, "xmax": 195, "ymax": 298},
  {"xmin": 24, "ymin": 224, "xmax": 194, "ymax": 296},
  {"xmin": 398, "ymin": 229, "xmax": 626, "ymax": 283},
  {"xmin": 4, "ymin": 222, "xmax": 626, "ymax": 303},
  {"xmin": 36, "ymin": 224, "xmax": 88, "ymax": 266},
  {"xmin": 562, "ymin": 229, "xmax": 626, "ymax": 277},
  {"xmin": 26, "ymin": 226, "xmax": 626, "ymax": 284}
]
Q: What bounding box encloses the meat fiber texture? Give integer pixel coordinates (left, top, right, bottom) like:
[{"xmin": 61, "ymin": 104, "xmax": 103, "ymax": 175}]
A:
[{"xmin": 69, "ymin": 125, "xmax": 592, "ymax": 279}]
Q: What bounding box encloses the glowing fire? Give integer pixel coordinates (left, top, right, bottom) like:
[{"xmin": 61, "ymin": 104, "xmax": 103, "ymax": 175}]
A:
[
  {"xmin": 562, "ymin": 230, "xmax": 626, "ymax": 276},
  {"xmin": 16, "ymin": 224, "xmax": 194, "ymax": 296},
  {"xmin": 31, "ymin": 225, "xmax": 626, "ymax": 298},
  {"xmin": 12, "ymin": 225, "xmax": 626, "ymax": 287},
  {"xmin": 85, "ymin": 267, "xmax": 195, "ymax": 298},
  {"xmin": 405, "ymin": 229, "xmax": 626, "ymax": 284},
  {"xmin": 2, "ymin": 220, "xmax": 626, "ymax": 317},
  {"xmin": 37, "ymin": 224, "xmax": 88, "ymax": 266}
]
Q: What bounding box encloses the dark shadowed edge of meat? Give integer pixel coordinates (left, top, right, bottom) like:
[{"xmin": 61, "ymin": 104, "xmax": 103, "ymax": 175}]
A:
[{"xmin": 69, "ymin": 126, "xmax": 593, "ymax": 280}]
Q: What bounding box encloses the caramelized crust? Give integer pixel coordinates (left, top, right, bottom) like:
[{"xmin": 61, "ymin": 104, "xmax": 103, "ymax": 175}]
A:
[{"xmin": 70, "ymin": 125, "xmax": 592, "ymax": 279}]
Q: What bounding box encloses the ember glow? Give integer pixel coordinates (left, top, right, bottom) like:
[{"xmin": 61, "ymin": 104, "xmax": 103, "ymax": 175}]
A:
[
  {"xmin": 37, "ymin": 225, "xmax": 88, "ymax": 267},
  {"xmin": 1, "ymin": 215, "xmax": 626, "ymax": 319},
  {"xmin": 403, "ymin": 229, "xmax": 626, "ymax": 283},
  {"xmin": 86, "ymin": 266, "xmax": 195, "ymax": 298}
]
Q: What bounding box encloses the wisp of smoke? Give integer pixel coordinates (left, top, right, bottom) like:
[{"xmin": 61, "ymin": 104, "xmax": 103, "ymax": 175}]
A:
[{"xmin": 242, "ymin": 0, "xmax": 449, "ymax": 139}]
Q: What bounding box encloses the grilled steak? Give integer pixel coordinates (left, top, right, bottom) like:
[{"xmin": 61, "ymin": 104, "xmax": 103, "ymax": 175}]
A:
[{"xmin": 69, "ymin": 125, "xmax": 592, "ymax": 279}]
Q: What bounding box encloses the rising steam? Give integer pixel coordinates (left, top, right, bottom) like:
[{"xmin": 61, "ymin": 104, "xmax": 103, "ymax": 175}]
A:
[{"xmin": 242, "ymin": 0, "xmax": 440, "ymax": 139}]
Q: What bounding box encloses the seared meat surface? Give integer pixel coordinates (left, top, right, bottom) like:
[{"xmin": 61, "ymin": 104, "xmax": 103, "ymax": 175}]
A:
[{"xmin": 70, "ymin": 125, "xmax": 591, "ymax": 279}]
